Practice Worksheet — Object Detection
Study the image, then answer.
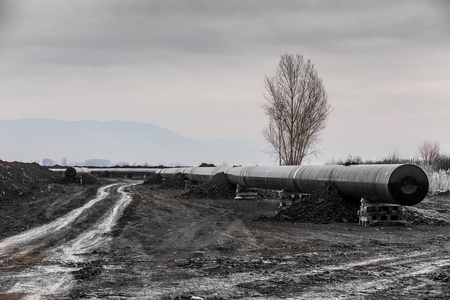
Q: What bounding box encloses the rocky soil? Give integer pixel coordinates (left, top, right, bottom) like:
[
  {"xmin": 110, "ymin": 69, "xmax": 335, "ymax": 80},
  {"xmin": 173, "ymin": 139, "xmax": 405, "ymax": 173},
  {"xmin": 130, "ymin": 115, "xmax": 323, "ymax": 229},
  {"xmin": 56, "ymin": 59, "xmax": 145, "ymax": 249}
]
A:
[
  {"xmin": 269, "ymin": 182, "xmax": 360, "ymax": 223},
  {"xmin": 160, "ymin": 173, "xmax": 186, "ymax": 189},
  {"xmin": 143, "ymin": 173, "xmax": 163, "ymax": 185},
  {"xmin": 0, "ymin": 160, "xmax": 61, "ymax": 200},
  {"xmin": 183, "ymin": 172, "xmax": 236, "ymax": 199}
]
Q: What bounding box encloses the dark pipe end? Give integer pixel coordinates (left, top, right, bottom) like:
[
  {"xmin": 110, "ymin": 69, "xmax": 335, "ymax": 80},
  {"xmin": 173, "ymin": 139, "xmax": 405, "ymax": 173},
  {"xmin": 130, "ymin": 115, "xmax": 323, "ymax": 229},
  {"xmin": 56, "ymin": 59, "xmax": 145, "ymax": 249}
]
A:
[
  {"xmin": 65, "ymin": 167, "xmax": 77, "ymax": 178},
  {"xmin": 388, "ymin": 164, "xmax": 429, "ymax": 205}
]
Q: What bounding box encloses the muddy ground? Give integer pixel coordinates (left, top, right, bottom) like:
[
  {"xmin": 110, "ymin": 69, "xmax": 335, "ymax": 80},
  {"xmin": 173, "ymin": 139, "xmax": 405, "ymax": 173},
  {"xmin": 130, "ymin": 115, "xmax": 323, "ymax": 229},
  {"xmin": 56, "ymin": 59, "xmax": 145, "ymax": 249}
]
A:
[
  {"xmin": 1, "ymin": 173, "xmax": 450, "ymax": 299},
  {"xmin": 103, "ymin": 185, "xmax": 450, "ymax": 300}
]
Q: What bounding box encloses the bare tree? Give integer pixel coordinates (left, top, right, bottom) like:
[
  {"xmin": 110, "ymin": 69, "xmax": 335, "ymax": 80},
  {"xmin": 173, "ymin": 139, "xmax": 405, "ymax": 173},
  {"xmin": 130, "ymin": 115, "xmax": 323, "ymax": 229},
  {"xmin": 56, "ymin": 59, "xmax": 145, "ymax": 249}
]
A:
[
  {"xmin": 42, "ymin": 158, "xmax": 56, "ymax": 166},
  {"xmin": 345, "ymin": 154, "xmax": 363, "ymax": 165},
  {"xmin": 263, "ymin": 54, "xmax": 331, "ymax": 165},
  {"xmin": 417, "ymin": 140, "xmax": 441, "ymax": 165}
]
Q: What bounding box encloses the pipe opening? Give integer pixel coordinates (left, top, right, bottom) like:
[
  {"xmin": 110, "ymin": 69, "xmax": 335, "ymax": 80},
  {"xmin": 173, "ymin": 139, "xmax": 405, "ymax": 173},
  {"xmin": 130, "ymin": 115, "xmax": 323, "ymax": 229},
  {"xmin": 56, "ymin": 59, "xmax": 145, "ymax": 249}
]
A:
[
  {"xmin": 388, "ymin": 164, "xmax": 429, "ymax": 205},
  {"xmin": 65, "ymin": 167, "xmax": 77, "ymax": 178},
  {"xmin": 400, "ymin": 176, "xmax": 418, "ymax": 195}
]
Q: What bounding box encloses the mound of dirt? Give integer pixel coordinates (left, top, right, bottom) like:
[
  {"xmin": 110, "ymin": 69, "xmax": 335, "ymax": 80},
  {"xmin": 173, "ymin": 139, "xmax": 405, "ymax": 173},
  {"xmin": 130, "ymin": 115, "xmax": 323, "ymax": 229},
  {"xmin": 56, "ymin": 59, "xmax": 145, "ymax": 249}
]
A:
[
  {"xmin": 143, "ymin": 174, "xmax": 163, "ymax": 185},
  {"xmin": 82, "ymin": 174, "xmax": 99, "ymax": 185},
  {"xmin": 269, "ymin": 182, "xmax": 360, "ymax": 224},
  {"xmin": 404, "ymin": 208, "xmax": 449, "ymax": 226},
  {"xmin": 183, "ymin": 172, "xmax": 236, "ymax": 199},
  {"xmin": 96, "ymin": 171, "xmax": 112, "ymax": 178},
  {"xmin": 0, "ymin": 160, "xmax": 61, "ymax": 201},
  {"xmin": 429, "ymin": 191, "xmax": 450, "ymax": 197},
  {"xmin": 198, "ymin": 163, "xmax": 216, "ymax": 167},
  {"xmin": 257, "ymin": 189, "xmax": 279, "ymax": 200},
  {"xmin": 160, "ymin": 173, "xmax": 186, "ymax": 190}
]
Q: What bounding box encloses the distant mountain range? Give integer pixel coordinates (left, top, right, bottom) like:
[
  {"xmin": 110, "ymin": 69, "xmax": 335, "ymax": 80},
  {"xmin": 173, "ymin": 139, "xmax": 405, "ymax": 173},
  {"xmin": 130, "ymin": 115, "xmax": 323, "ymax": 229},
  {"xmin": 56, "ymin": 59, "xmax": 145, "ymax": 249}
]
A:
[{"xmin": 0, "ymin": 119, "xmax": 272, "ymax": 166}]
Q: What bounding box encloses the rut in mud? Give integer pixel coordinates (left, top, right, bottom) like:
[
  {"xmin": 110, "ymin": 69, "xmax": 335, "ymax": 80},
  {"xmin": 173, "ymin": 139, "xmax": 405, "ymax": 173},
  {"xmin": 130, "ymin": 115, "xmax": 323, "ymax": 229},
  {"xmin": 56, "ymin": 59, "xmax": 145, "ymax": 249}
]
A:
[{"xmin": 0, "ymin": 181, "xmax": 141, "ymax": 299}]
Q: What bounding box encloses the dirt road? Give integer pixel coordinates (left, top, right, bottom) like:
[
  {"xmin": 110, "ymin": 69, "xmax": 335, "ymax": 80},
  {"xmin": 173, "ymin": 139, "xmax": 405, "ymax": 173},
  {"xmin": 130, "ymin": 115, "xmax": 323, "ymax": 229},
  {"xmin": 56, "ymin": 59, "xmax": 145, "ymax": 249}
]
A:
[
  {"xmin": 0, "ymin": 180, "xmax": 141, "ymax": 299},
  {"xmin": 1, "ymin": 181, "xmax": 450, "ymax": 299},
  {"xmin": 101, "ymin": 186, "xmax": 450, "ymax": 300}
]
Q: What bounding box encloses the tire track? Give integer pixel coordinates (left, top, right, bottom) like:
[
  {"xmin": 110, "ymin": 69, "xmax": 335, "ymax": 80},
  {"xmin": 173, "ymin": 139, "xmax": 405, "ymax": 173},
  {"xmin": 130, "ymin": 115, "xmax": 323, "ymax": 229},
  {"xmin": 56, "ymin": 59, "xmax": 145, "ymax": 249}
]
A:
[
  {"xmin": 0, "ymin": 183, "xmax": 118, "ymax": 259},
  {"xmin": 0, "ymin": 181, "xmax": 140, "ymax": 299},
  {"xmin": 118, "ymin": 249, "xmax": 450, "ymax": 299},
  {"xmin": 50, "ymin": 183, "xmax": 136, "ymax": 262},
  {"xmin": 295, "ymin": 251, "xmax": 450, "ymax": 299}
]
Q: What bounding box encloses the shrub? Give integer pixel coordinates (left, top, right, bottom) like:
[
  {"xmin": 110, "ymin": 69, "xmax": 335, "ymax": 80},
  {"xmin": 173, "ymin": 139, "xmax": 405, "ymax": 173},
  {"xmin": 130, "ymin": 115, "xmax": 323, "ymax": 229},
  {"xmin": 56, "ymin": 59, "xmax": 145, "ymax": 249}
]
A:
[
  {"xmin": 432, "ymin": 155, "xmax": 450, "ymax": 171},
  {"xmin": 427, "ymin": 169, "xmax": 450, "ymax": 193}
]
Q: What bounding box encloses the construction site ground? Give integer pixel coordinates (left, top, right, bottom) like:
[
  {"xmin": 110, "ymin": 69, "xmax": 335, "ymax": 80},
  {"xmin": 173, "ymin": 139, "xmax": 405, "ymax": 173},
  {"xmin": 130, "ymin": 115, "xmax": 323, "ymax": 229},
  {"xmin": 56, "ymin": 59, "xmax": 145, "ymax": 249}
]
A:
[{"xmin": 1, "ymin": 175, "xmax": 450, "ymax": 299}]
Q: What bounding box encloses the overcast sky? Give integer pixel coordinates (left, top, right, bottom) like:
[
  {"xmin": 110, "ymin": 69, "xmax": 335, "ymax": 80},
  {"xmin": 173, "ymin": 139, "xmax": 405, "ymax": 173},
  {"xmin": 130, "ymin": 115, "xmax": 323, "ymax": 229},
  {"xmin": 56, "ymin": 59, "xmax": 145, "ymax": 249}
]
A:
[{"xmin": 1, "ymin": 0, "xmax": 449, "ymax": 164}]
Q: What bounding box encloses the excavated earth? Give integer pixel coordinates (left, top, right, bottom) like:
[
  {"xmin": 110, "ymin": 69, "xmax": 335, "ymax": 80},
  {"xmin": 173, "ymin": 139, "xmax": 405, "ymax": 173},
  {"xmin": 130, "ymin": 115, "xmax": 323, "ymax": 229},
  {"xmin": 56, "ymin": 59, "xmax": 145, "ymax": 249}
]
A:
[{"xmin": 1, "ymin": 162, "xmax": 450, "ymax": 299}]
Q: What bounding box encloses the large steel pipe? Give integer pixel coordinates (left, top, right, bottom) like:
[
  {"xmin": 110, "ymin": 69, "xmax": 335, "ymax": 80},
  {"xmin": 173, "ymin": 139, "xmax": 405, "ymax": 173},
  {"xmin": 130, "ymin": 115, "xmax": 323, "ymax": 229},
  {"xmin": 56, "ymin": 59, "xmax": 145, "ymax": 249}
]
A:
[
  {"xmin": 160, "ymin": 164, "xmax": 428, "ymax": 206},
  {"xmin": 89, "ymin": 168, "xmax": 160, "ymax": 175},
  {"xmin": 64, "ymin": 167, "xmax": 91, "ymax": 179},
  {"xmin": 186, "ymin": 167, "xmax": 232, "ymax": 182},
  {"xmin": 159, "ymin": 167, "xmax": 191, "ymax": 178},
  {"xmin": 159, "ymin": 167, "xmax": 232, "ymax": 182},
  {"xmin": 226, "ymin": 164, "xmax": 428, "ymax": 206},
  {"xmin": 62, "ymin": 167, "xmax": 160, "ymax": 178}
]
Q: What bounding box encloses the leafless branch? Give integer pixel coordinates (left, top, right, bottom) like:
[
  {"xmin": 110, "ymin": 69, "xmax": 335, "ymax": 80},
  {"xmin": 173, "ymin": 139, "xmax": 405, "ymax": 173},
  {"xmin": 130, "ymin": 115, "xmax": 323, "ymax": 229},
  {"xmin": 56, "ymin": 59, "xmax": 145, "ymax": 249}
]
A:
[
  {"xmin": 262, "ymin": 54, "xmax": 331, "ymax": 165},
  {"xmin": 417, "ymin": 140, "xmax": 441, "ymax": 165}
]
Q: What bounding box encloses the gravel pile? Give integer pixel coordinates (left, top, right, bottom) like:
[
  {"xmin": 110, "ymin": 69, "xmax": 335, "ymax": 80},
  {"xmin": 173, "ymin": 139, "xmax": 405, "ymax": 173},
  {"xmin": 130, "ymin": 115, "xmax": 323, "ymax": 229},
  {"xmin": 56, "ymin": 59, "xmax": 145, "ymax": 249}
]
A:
[
  {"xmin": 159, "ymin": 173, "xmax": 186, "ymax": 190},
  {"xmin": 269, "ymin": 182, "xmax": 360, "ymax": 223},
  {"xmin": 143, "ymin": 174, "xmax": 163, "ymax": 185},
  {"xmin": 183, "ymin": 172, "xmax": 236, "ymax": 199}
]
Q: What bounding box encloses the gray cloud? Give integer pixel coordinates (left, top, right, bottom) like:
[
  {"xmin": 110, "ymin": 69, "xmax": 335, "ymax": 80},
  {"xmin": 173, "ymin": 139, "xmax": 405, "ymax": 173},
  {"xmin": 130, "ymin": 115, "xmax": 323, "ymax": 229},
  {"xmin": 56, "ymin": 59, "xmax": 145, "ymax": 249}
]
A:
[
  {"xmin": 0, "ymin": 0, "xmax": 13, "ymax": 41},
  {"xmin": 3, "ymin": 0, "xmax": 448, "ymax": 68},
  {"xmin": 1, "ymin": 0, "xmax": 449, "ymax": 162}
]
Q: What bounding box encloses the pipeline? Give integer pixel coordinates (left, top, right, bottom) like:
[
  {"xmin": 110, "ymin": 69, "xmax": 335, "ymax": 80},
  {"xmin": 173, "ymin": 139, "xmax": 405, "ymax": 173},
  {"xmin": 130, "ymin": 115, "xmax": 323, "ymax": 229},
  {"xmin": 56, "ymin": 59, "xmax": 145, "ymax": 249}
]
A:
[
  {"xmin": 64, "ymin": 167, "xmax": 91, "ymax": 179},
  {"xmin": 59, "ymin": 164, "xmax": 429, "ymax": 206},
  {"xmin": 55, "ymin": 167, "xmax": 160, "ymax": 178},
  {"xmin": 160, "ymin": 164, "xmax": 429, "ymax": 206}
]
